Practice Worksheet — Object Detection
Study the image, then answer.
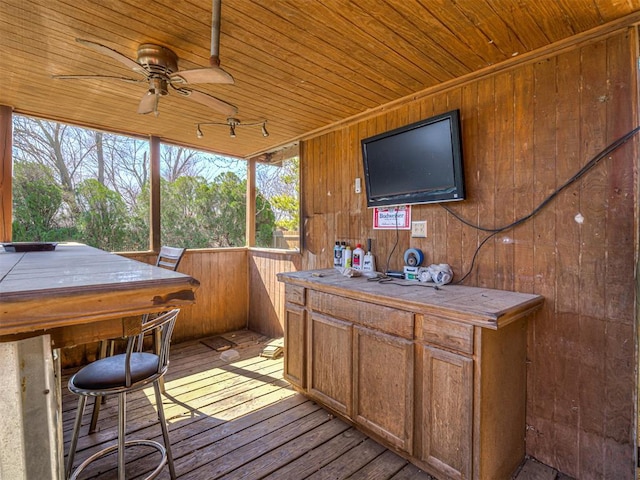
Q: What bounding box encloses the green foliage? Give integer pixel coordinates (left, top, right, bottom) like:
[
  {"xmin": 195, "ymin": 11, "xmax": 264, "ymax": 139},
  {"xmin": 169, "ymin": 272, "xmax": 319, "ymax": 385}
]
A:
[
  {"xmin": 75, "ymin": 179, "xmax": 129, "ymax": 251},
  {"xmin": 269, "ymin": 194, "xmax": 299, "ymax": 231},
  {"xmin": 156, "ymin": 172, "xmax": 276, "ymax": 249},
  {"xmin": 129, "ymin": 181, "xmax": 150, "ymax": 249},
  {"xmin": 12, "ymin": 161, "xmax": 66, "ymax": 241},
  {"xmin": 257, "ymin": 157, "xmax": 299, "ymax": 232},
  {"xmin": 256, "ymin": 192, "xmax": 276, "ymax": 246},
  {"xmin": 207, "ymin": 172, "xmax": 247, "ymax": 247},
  {"xmin": 160, "ymin": 176, "xmax": 211, "ymax": 248}
]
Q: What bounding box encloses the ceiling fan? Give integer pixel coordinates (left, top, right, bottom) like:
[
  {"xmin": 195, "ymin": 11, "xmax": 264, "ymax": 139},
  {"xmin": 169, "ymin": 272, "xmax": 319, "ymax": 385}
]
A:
[{"xmin": 53, "ymin": 0, "xmax": 237, "ymax": 117}]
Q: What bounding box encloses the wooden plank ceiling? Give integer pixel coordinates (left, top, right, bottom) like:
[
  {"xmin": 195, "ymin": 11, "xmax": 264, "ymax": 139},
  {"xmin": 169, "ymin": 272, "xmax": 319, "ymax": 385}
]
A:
[{"xmin": 2, "ymin": 0, "xmax": 640, "ymax": 160}]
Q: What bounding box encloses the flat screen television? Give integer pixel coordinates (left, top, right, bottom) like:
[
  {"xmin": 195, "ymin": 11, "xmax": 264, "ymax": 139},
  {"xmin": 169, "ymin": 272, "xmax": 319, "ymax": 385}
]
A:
[{"xmin": 361, "ymin": 109, "xmax": 465, "ymax": 208}]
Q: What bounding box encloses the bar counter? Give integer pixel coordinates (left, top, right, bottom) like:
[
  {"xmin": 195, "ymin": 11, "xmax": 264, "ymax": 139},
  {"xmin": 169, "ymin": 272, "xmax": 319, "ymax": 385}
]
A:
[{"xmin": 0, "ymin": 243, "xmax": 199, "ymax": 479}]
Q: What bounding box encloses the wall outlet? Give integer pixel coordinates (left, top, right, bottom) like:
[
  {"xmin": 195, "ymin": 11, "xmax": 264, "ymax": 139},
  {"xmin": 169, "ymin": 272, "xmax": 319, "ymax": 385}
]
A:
[{"xmin": 411, "ymin": 221, "xmax": 427, "ymax": 238}]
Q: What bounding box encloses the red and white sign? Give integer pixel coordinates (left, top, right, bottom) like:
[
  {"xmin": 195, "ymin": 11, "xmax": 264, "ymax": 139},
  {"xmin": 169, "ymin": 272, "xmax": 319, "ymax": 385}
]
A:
[{"xmin": 373, "ymin": 205, "xmax": 411, "ymax": 229}]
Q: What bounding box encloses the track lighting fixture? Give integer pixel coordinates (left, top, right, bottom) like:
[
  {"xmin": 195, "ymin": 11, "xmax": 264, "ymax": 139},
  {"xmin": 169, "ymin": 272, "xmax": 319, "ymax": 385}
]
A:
[{"xmin": 196, "ymin": 118, "xmax": 269, "ymax": 139}]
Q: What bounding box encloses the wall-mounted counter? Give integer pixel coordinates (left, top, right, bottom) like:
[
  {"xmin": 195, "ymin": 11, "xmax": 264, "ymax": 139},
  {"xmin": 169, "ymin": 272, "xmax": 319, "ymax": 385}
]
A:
[{"xmin": 277, "ymin": 269, "xmax": 543, "ymax": 480}]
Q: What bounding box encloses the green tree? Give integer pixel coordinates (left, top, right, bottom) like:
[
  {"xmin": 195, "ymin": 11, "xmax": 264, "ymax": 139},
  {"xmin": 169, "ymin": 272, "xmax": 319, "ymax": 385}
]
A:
[
  {"xmin": 128, "ymin": 180, "xmax": 151, "ymax": 249},
  {"xmin": 12, "ymin": 161, "xmax": 67, "ymax": 241},
  {"xmin": 269, "ymin": 157, "xmax": 299, "ymax": 231},
  {"xmin": 207, "ymin": 172, "xmax": 247, "ymax": 247},
  {"xmin": 256, "ymin": 192, "xmax": 277, "ymax": 246},
  {"xmin": 161, "ymin": 176, "xmax": 211, "ymax": 248},
  {"xmin": 157, "ymin": 172, "xmax": 276, "ymax": 248},
  {"xmin": 75, "ymin": 179, "xmax": 129, "ymax": 250}
]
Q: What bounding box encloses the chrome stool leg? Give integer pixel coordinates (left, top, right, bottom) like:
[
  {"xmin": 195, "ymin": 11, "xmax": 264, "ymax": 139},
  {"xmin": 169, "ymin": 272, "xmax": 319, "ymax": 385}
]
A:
[
  {"xmin": 118, "ymin": 391, "xmax": 126, "ymax": 480},
  {"xmin": 66, "ymin": 395, "xmax": 87, "ymax": 479},
  {"xmin": 154, "ymin": 381, "xmax": 176, "ymax": 479},
  {"xmin": 89, "ymin": 340, "xmax": 110, "ymax": 433}
]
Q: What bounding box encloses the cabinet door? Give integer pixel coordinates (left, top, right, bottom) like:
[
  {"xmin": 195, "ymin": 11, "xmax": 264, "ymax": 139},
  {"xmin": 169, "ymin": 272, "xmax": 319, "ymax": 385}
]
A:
[
  {"xmin": 354, "ymin": 326, "xmax": 414, "ymax": 453},
  {"xmin": 283, "ymin": 303, "xmax": 306, "ymax": 388},
  {"xmin": 307, "ymin": 312, "xmax": 352, "ymax": 417},
  {"xmin": 419, "ymin": 345, "xmax": 473, "ymax": 480}
]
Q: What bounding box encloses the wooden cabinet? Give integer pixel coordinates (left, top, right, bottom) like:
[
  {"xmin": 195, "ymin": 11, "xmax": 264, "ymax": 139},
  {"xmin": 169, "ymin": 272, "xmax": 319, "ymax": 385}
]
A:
[
  {"xmin": 278, "ymin": 269, "xmax": 543, "ymax": 480},
  {"xmin": 354, "ymin": 325, "xmax": 414, "ymax": 453},
  {"xmin": 307, "ymin": 312, "xmax": 352, "ymax": 416},
  {"xmin": 283, "ymin": 303, "xmax": 306, "ymax": 388},
  {"xmin": 283, "ymin": 284, "xmax": 307, "ymax": 388},
  {"xmin": 417, "ymin": 345, "xmax": 473, "ymax": 479}
]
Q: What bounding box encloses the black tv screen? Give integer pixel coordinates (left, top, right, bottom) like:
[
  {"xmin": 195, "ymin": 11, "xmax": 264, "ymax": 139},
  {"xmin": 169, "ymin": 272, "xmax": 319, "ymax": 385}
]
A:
[{"xmin": 361, "ymin": 109, "xmax": 465, "ymax": 207}]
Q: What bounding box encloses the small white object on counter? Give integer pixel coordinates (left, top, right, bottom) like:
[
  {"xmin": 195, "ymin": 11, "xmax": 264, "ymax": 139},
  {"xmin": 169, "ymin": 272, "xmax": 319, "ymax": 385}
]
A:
[{"xmin": 340, "ymin": 267, "xmax": 361, "ymax": 277}]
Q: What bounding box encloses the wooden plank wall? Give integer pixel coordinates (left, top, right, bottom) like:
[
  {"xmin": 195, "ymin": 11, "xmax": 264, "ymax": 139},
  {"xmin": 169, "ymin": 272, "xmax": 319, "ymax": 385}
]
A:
[
  {"xmin": 247, "ymin": 249, "xmax": 302, "ymax": 338},
  {"xmin": 300, "ymin": 28, "xmax": 638, "ymax": 479},
  {"xmin": 61, "ymin": 248, "xmax": 249, "ymax": 366}
]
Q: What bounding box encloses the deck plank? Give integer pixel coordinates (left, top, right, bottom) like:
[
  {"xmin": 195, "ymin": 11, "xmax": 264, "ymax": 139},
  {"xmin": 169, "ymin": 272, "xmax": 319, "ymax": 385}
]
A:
[
  {"xmin": 304, "ymin": 437, "xmax": 388, "ymax": 480},
  {"xmin": 390, "ymin": 463, "xmax": 436, "ymax": 479},
  {"xmin": 211, "ymin": 418, "xmax": 352, "ymax": 480},
  {"xmin": 62, "ymin": 330, "xmax": 437, "ymax": 480},
  {"xmin": 347, "ymin": 449, "xmax": 411, "ymax": 478}
]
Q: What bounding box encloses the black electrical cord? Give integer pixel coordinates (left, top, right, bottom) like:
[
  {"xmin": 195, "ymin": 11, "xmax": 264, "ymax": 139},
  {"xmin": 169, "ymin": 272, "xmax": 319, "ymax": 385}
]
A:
[
  {"xmin": 442, "ymin": 125, "xmax": 640, "ymax": 284},
  {"xmin": 382, "ymin": 207, "xmax": 401, "ymax": 275}
]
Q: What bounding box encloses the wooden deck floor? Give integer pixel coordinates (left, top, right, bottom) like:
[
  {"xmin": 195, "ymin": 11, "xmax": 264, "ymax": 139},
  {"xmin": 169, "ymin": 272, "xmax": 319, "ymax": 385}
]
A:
[{"xmin": 61, "ymin": 330, "xmax": 435, "ymax": 480}]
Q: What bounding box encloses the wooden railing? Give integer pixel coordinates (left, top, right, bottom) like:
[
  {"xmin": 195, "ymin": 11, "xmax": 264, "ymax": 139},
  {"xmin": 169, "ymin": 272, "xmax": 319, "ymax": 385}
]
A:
[{"xmin": 248, "ymin": 248, "xmax": 301, "ymax": 338}]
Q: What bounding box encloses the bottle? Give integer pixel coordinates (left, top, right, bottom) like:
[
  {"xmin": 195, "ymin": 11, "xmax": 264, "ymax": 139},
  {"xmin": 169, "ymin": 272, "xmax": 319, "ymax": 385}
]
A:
[
  {"xmin": 352, "ymin": 244, "xmax": 365, "ymax": 270},
  {"xmin": 340, "ymin": 242, "xmax": 347, "ymax": 267},
  {"xmin": 362, "ymin": 251, "xmax": 376, "ymax": 273},
  {"xmin": 333, "ymin": 241, "xmax": 342, "ymax": 268},
  {"xmin": 343, "ymin": 245, "xmax": 352, "ymax": 268}
]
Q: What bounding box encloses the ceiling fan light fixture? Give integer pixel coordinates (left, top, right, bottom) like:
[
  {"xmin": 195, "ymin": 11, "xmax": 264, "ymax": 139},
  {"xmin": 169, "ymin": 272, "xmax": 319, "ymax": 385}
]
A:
[
  {"xmin": 148, "ymin": 77, "xmax": 168, "ymax": 96},
  {"xmin": 229, "ymin": 123, "xmax": 236, "ymax": 138}
]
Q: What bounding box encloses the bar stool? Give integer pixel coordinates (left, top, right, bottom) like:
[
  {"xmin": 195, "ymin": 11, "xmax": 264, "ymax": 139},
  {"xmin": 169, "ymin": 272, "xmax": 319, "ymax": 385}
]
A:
[
  {"xmin": 89, "ymin": 246, "xmax": 185, "ymax": 433},
  {"xmin": 66, "ymin": 309, "xmax": 180, "ymax": 480}
]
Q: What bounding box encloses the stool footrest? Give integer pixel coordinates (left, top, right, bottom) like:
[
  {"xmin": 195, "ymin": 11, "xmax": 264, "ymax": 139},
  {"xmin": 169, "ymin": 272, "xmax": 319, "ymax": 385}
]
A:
[{"xmin": 70, "ymin": 439, "xmax": 167, "ymax": 480}]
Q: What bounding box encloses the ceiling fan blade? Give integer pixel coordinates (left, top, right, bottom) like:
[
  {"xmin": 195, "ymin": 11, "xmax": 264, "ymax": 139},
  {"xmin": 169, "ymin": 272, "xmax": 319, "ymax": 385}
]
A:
[
  {"xmin": 76, "ymin": 38, "xmax": 147, "ymax": 76},
  {"xmin": 52, "ymin": 74, "xmax": 144, "ymax": 84},
  {"xmin": 175, "ymin": 87, "xmax": 237, "ymax": 116},
  {"xmin": 137, "ymin": 92, "xmax": 159, "ymax": 115},
  {"xmin": 170, "ymin": 66, "xmax": 234, "ymax": 85}
]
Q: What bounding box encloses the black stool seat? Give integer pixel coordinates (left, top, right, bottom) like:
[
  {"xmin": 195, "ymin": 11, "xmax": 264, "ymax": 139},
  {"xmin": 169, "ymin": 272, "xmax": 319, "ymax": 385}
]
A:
[{"xmin": 72, "ymin": 353, "xmax": 159, "ymax": 390}]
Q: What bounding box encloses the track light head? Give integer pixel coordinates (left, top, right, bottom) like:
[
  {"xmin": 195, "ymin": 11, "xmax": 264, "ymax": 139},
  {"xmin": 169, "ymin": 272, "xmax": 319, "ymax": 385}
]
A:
[
  {"xmin": 261, "ymin": 121, "xmax": 269, "ymax": 137},
  {"xmin": 196, "ymin": 125, "xmax": 204, "ymax": 138}
]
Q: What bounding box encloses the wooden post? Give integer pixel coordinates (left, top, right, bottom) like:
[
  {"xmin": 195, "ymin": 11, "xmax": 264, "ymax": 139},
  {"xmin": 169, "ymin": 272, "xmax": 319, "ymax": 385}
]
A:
[
  {"xmin": 150, "ymin": 136, "xmax": 161, "ymax": 252},
  {"xmin": 0, "ymin": 105, "xmax": 12, "ymax": 242},
  {"xmin": 246, "ymin": 157, "xmax": 256, "ymax": 247}
]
